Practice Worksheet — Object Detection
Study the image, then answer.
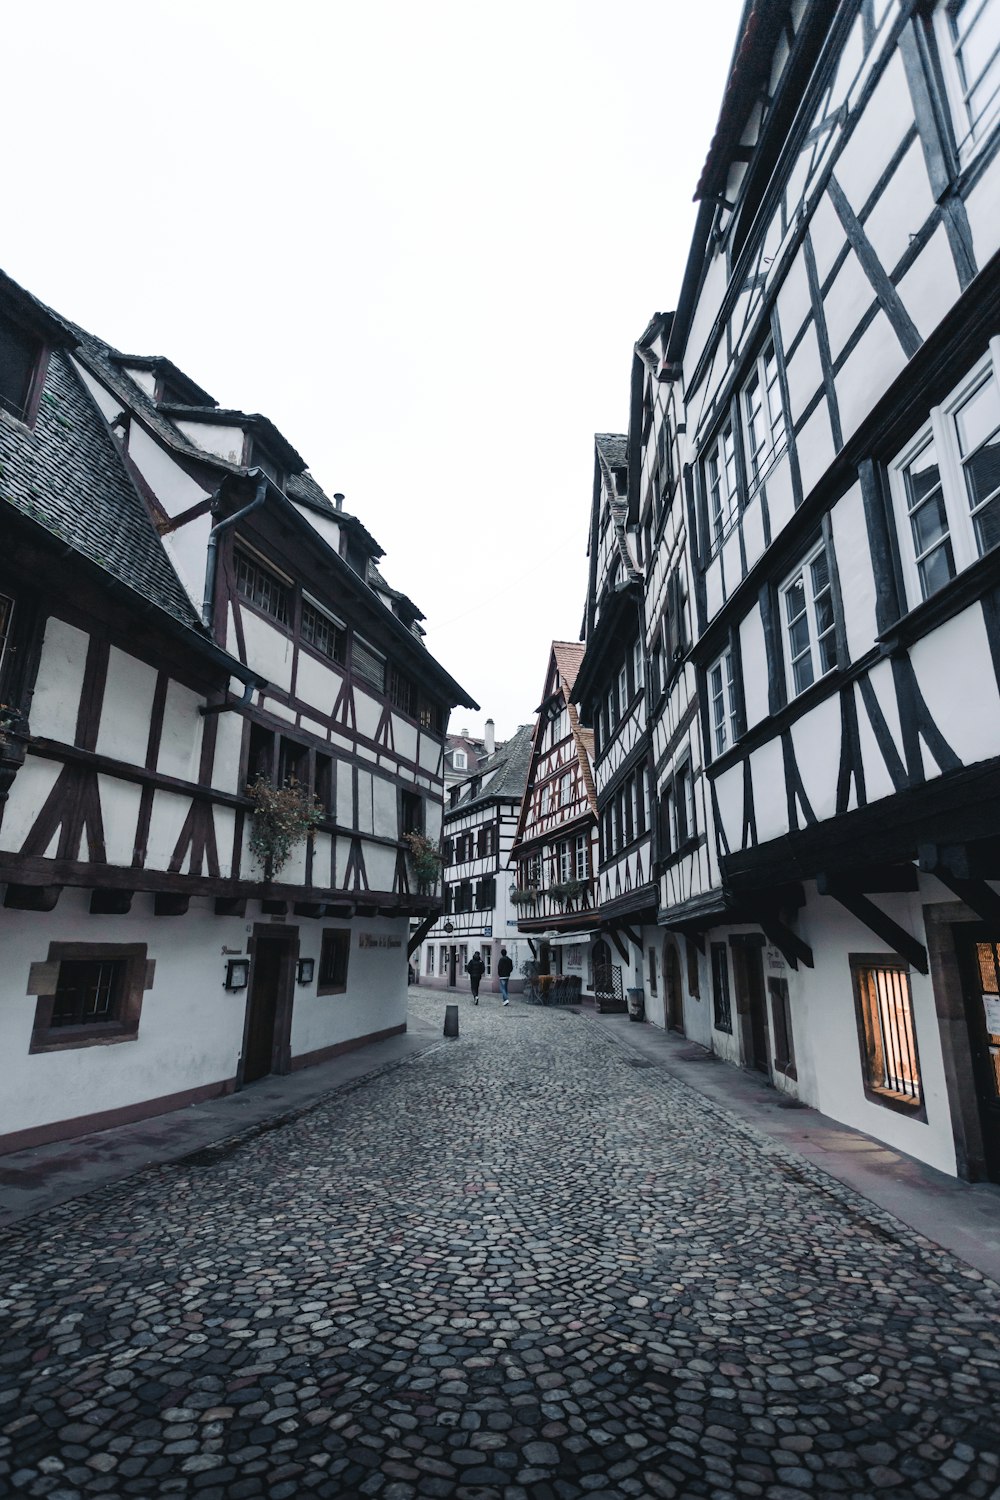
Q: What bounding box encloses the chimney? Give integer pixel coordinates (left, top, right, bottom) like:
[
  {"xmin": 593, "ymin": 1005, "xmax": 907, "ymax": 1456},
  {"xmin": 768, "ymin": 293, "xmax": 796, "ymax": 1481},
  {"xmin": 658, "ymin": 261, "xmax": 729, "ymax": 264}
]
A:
[
  {"xmin": 333, "ymin": 493, "xmax": 345, "ymax": 511},
  {"xmin": 484, "ymin": 718, "xmax": 495, "ymax": 755}
]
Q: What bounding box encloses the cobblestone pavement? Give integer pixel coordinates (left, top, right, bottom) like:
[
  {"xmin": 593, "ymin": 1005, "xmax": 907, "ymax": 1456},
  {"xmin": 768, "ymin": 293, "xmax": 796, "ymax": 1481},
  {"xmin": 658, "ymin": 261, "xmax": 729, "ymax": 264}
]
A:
[{"xmin": 2, "ymin": 996, "xmax": 1000, "ymax": 1500}]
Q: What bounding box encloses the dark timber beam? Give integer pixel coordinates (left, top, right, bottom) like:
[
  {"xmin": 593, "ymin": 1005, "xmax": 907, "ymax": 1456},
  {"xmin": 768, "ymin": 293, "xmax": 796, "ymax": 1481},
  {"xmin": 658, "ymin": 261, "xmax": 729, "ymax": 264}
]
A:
[
  {"xmin": 90, "ymin": 889, "xmax": 133, "ymax": 915},
  {"xmin": 609, "ymin": 928, "xmax": 631, "ymax": 964},
  {"xmin": 930, "ymin": 872, "xmax": 1000, "ymax": 928},
  {"xmin": 755, "ymin": 912, "xmax": 814, "ymax": 971},
  {"xmin": 407, "ymin": 911, "xmax": 440, "ymax": 958},
  {"xmin": 153, "ymin": 893, "xmax": 189, "ymax": 916},
  {"xmin": 824, "ymin": 883, "xmax": 928, "ymax": 975},
  {"xmin": 817, "ymin": 864, "xmax": 918, "ymax": 896},
  {"xmin": 620, "ymin": 924, "xmax": 643, "ymax": 949}
]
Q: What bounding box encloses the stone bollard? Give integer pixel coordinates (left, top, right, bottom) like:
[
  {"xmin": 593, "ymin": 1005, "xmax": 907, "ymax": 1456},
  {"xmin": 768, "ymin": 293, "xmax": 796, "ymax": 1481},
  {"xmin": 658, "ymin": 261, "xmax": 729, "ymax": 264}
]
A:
[{"xmin": 444, "ymin": 1004, "xmax": 459, "ymax": 1038}]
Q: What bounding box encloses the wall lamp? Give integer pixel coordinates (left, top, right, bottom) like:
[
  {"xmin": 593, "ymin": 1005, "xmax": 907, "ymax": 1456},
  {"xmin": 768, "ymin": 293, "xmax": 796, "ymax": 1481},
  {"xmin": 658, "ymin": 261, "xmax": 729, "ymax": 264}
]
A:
[
  {"xmin": 296, "ymin": 957, "xmax": 315, "ymax": 985},
  {"xmin": 225, "ymin": 958, "xmax": 250, "ymax": 991}
]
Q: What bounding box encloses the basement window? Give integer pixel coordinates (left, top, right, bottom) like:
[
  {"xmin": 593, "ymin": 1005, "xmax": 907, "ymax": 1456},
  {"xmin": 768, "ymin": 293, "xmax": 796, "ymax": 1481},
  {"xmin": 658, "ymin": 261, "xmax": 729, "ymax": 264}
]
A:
[{"xmin": 851, "ymin": 955, "xmax": 925, "ymax": 1115}]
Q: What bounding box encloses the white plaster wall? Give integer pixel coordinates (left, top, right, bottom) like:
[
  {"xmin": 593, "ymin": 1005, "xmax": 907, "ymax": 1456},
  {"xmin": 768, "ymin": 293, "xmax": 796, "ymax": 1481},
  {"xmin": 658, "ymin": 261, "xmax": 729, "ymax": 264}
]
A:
[
  {"xmin": 354, "ymin": 689, "xmax": 381, "ymax": 741},
  {"xmin": 240, "ymin": 613, "xmax": 293, "ymax": 693},
  {"xmin": 212, "ymin": 712, "xmax": 244, "ymax": 793},
  {"xmin": 830, "ymin": 483, "xmax": 878, "ymax": 661},
  {"xmin": 356, "ymin": 771, "xmax": 374, "ymax": 834},
  {"xmin": 740, "ymin": 609, "xmax": 770, "ymax": 731},
  {"xmin": 30, "ymin": 618, "xmax": 88, "ymax": 743},
  {"xmin": 835, "ymin": 310, "xmax": 908, "ymax": 444},
  {"xmin": 0, "ymin": 758, "xmax": 62, "ymax": 852},
  {"xmin": 0, "ymin": 891, "xmax": 249, "ymax": 1137},
  {"xmin": 98, "ymin": 775, "xmax": 144, "ymax": 866},
  {"xmin": 146, "ymin": 789, "xmax": 192, "ymax": 871},
  {"xmin": 910, "ymin": 606, "xmax": 1000, "ymax": 773},
  {"xmin": 290, "ymin": 916, "xmax": 408, "ymax": 1059},
  {"xmin": 393, "ymin": 716, "xmax": 418, "ymax": 765},
  {"xmin": 157, "ymin": 680, "xmax": 205, "ymax": 783},
  {"xmin": 175, "ymin": 420, "xmax": 245, "ymax": 464},
  {"xmin": 794, "ymin": 885, "xmax": 957, "ymax": 1175},
  {"xmin": 373, "ymin": 776, "xmax": 398, "ymax": 840},
  {"xmin": 291, "ymin": 503, "xmax": 341, "ymax": 554},
  {"xmin": 295, "ymin": 651, "xmax": 340, "ymax": 717},
  {"xmin": 897, "ymin": 225, "xmax": 962, "ymax": 343},
  {"xmin": 365, "ymin": 843, "xmax": 397, "ymax": 891},
  {"xmin": 124, "ymin": 423, "xmax": 211, "ymax": 518},
  {"xmin": 750, "ymin": 737, "xmax": 788, "ymax": 845},
  {"xmin": 96, "ymin": 648, "xmax": 157, "ymax": 766},
  {"xmin": 162, "ymin": 513, "xmax": 212, "ymax": 611},
  {"xmin": 790, "ymin": 692, "xmax": 842, "ymax": 824},
  {"xmin": 864, "ymin": 138, "xmax": 934, "ymax": 273},
  {"xmin": 964, "ymin": 148, "xmax": 1000, "ymax": 269}
]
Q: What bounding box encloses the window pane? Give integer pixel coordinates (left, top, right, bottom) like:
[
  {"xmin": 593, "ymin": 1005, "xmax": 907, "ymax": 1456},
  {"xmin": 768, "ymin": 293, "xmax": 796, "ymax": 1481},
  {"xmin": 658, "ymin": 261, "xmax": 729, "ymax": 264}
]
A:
[
  {"xmin": 792, "ymin": 653, "xmax": 815, "ymax": 694},
  {"xmin": 788, "ymin": 614, "xmax": 811, "ymax": 660},
  {"xmin": 910, "ymin": 490, "xmax": 951, "ymax": 555},
  {"xmin": 918, "ymin": 538, "xmax": 956, "ymax": 597},
  {"xmin": 904, "ymin": 440, "xmax": 942, "ymax": 507},
  {"xmin": 962, "ymin": 428, "xmax": 1000, "ymax": 510},
  {"xmin": 973, "ymin": 493, "xmax": 1000, "ymax": 554},
  {"xmin": 784, "ymin": 576, "xmax": 806, "ymax": 627}
]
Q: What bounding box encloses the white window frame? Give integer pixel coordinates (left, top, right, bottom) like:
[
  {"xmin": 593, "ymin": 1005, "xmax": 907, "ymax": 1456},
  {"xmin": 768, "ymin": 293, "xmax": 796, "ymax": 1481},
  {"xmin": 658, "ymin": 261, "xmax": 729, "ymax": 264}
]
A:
[
  {"xmin": 706, "ymin": 421, "xmax": 738, "ymax": 550},
  {"xmin": 452, "ymin": 749, "xmax": 467, "ymax": 771},
  {"xmin": 559, "ymin": 840, "xmax": 572, "ymax": 882},
  {"xmin": 741, "ymin": 339, "xmax": 787, "ymax": 493},
  {"xmin": 708, "ymin": 648, "xmax": 739, "ymax": 758},
  {"xmin": 632, "ymin": 637, "xmax": 644, "ymax": 691},
  {"xmin": 618, "ymin": 662, "xmax": 629, "ymax": 712},
  {"xmin": 933, "ymin": 0, "xmax": 1000, "ymax": 165},
  {"xmin": 575, "ymin": 832, "xmax": 589, "ymax": 880},
  {"xmin": 890, "ymin": 343, "xmax": 1000, "ymax": 608},
  {"xmin": 779, "ymin": 541, "xmax": 839, "ymax": 699},
  {"xmin": 426, "ymin": 946, "xmax": 435, "ymax": 975}
]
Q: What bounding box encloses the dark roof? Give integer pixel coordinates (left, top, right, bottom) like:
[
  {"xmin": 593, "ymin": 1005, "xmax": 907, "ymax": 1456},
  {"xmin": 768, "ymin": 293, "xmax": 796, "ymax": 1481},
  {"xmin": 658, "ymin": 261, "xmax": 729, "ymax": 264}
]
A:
[
  {"xmin": 0, "ymin": 346, "xmax": 206, "ymax": 631},
  {"xmin": 594, "ymin": 433, "xmax": 628, "ymax": 470},
  {"xmin": 447, "ymin": 724, "xmax": 534, "ymax": 815},
  {"xmin": 285, "ymin": 473, "xmax": 386, "ymax": 560},
  {"xmin": 110, "ymin": 354, "xmax": 216, "ymax": 407},
  {"xmin": 694, "ymin": 1, "xmax": 786, "ymax": 201},
  {"xmin": 158, "ymin": 406, "xmax": 306, "ymax": 474}
]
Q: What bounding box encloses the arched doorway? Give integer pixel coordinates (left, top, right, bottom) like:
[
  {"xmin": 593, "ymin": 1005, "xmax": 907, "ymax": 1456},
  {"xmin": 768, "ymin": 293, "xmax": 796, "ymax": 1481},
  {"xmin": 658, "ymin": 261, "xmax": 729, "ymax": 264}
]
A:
[
  {"xmin": 663, "ymin": 937, "xmax": 685, "ymax": 1034},
  {"xmin": 592, "ymin": 938, "xmax": 623, "ymax": 1011}
]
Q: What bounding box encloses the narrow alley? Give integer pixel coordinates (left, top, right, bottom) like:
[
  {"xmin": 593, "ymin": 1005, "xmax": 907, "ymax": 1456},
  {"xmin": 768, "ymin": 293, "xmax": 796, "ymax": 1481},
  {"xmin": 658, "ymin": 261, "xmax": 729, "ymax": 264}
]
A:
[{"xmin": 2, "ymin": 995, "xmax": 999, "ymax": 1500}]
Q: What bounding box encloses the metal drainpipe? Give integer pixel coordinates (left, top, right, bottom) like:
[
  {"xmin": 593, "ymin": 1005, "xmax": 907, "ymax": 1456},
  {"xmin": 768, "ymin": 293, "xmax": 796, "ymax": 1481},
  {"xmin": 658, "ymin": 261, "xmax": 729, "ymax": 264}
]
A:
[{"xmin": 201, "ymin": 474, "xmax": 269, "ymax": 630}]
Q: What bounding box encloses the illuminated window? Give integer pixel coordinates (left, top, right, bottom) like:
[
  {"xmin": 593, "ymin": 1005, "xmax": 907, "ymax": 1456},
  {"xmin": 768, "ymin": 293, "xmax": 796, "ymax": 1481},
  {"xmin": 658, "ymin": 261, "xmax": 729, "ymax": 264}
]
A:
[{"xmin": 851, "ymin": 956, "xmax": 923, "ymax": 1112}]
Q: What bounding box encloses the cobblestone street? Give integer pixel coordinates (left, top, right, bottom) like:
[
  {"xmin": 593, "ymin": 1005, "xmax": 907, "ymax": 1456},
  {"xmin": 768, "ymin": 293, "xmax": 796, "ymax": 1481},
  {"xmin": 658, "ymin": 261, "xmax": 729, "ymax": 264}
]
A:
[{"xmin": 2, "ymin": 995, "xmax": 1000, "ymax": 1500}]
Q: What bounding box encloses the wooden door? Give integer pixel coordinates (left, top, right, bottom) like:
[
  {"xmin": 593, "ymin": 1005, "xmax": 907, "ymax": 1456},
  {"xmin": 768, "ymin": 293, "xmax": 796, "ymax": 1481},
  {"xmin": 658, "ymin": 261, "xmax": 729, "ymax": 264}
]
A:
[
  {"xmin": 244, "ymin": 930, "xmax": 295, "ymax": 1083},
  {"xmin": 663, "ymin": 939, "xmax": 684, "ymax": 1033},
  {"xmin": 957, "ymin": 933, "xmax": 1000, "ymax": 1183},
  {"xmin": 732, "ymin": 936, "xmax": 770, "ymax": 1074}
]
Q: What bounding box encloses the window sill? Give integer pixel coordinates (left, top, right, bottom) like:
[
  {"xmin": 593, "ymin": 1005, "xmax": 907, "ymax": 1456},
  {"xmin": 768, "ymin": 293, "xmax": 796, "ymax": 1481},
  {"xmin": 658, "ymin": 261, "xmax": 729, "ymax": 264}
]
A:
[
  {"xmin": 316, "ymin": 982, "xmax": 347, "ymax": 996},
  {"xmin": 863, "ymin": 1085, "xmax": 926, "ymax": 1121},
  {"xmin": 30, "ymin": 1022, "xmax": 137, "ymax": 1054}
]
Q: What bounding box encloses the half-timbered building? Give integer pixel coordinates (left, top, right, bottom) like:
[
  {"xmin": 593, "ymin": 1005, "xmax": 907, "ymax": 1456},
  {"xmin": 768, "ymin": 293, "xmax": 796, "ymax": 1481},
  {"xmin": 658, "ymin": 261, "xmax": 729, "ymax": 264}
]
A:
[
  {"xmin": 0, "ymin": 271, "xmax": 474, "ymax": 1152},
  {"xmin": 571, "ymin": 436, "xmax": 661, "ymax": 1018},
  {"xmin": 651, "ymin": 0, "xmax": 1000, "ymax": 1181},
  {"xmin": 510, "ymin": 643, "xmax": 600, "ymax": 995},
  {"xmin": 418, "ymin": 722, "xmax": 534, "ymax": 993}
]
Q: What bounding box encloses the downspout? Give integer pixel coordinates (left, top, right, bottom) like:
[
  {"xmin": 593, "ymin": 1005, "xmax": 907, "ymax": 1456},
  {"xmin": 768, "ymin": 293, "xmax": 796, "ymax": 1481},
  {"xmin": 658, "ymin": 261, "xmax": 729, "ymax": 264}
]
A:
[{"xmin": 201, "ymin": 473, "xmax": 269, "ymax": 630}]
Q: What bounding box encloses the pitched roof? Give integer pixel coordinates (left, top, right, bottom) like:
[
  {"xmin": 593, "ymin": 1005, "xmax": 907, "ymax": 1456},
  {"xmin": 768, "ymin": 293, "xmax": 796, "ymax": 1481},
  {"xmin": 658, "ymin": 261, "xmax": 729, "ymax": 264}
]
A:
[
  {"xmin": 594, "ymin": 432, "xmax": 628, "ymax": 470},
  {"xmin": 0, "ymin": 345, "xmax": 207, "ymax": 632},
  {"xmin": 446, "ymin": 723, "xmax": 535, "ymax": 816},
  {"xmin": 552, "ymin": 641, "xmax": 586, "ymax": 693}
]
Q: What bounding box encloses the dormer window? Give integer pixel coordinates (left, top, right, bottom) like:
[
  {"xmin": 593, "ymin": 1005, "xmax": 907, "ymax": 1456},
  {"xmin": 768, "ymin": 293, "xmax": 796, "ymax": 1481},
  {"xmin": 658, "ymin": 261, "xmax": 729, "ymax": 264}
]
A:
[
  {"xmin": 0, "ymin": 310, "xmax": 43, "ymax": 424},
  {"xmin": 452, "ymin": 750, "xmax": 468, "ymax": 771}
]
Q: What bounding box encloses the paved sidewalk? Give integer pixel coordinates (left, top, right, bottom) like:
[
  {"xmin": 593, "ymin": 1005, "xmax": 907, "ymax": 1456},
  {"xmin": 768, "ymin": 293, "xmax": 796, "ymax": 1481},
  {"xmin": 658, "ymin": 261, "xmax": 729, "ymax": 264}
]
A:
[
  {"xmin": 583, "ymin": 1006, "xmax": 1000, "ymax": 1286},
  {"xmin": 0, "ymin": 1009, "xmax": 441, "ymax": 1228}
]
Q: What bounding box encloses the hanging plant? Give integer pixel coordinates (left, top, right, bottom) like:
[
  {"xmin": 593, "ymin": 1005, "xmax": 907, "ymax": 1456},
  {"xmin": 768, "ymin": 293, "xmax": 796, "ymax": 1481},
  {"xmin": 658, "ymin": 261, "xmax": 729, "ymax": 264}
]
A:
[
  {"xmin": 509, "ymin": 887, "xmax": 537, "ymax": 905},
  {"xmin": 549, "ymin": 878, "xmax": 585, "ymax": 902},
  {"xmin": 246, "ymin": 775, "xmax": 323, "ymax": 881},
  {"xmin": 403, "ymin": 830, "xmax": 442, "ymax": 892}
]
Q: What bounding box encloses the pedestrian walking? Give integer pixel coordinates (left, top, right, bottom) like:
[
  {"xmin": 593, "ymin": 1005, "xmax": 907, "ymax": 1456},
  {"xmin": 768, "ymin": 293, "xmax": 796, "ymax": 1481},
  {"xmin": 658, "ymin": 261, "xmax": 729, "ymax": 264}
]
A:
[
  {"xmin": 497, "ymin": 947, "xmax": 513, "ymax": 1005},
  {"xmin": 466, "ymin": 950, "xmax": 485, "ymax": 1003}
]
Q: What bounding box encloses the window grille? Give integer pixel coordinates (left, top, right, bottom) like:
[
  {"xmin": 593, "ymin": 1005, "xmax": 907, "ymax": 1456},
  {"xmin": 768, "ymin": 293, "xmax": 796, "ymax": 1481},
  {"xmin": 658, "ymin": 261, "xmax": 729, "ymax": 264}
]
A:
[
  {"xmin": 711, "ymin": 943, "xmax": 733, "ymax": 1033},
  {"xmin": 301, "ymin": 601, "xmax": 345, "ymax": 663},
  {"xmin": 389, "ymin": 666, "xmax": 415, "ymax": 716},
  {"xmin": 852, "ymin": 957, "xmax": 922, "ymax": 1108},
  {"xmin": 235, "ymin": 549, "xmax": 290, "ymax": 624},
  {"xmin": 52, "ymin": 959, "xmax": 124, "ymax": 1028},
  {"xmin": 318, "ymin": 929, "xmax": 350, "ymax": 993}
]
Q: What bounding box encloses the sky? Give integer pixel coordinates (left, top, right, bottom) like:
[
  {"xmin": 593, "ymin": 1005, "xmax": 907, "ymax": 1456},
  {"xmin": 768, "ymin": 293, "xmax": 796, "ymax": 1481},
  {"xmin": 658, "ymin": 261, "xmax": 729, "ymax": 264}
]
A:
[{"xmin": 3, "ymin": 0, "xmax": 744, "ymax": 743}]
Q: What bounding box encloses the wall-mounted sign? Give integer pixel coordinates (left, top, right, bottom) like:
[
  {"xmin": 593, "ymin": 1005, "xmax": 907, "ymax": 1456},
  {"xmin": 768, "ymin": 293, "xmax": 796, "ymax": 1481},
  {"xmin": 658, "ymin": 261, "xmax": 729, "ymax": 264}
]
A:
[
  {"xmin": 766, "ymin": 945, "xmax": 786, "ymax": 973},
  {"xmin": 484, "ymin": 926, "xmax": 493, "ymax": 937},
  {"xmin": 359, "ymin": 934, "xmax": 403, "ymax": 949},
  {"xmin": 983, "ymin": 993, "xmax": 1000, "ymax": 1035}
]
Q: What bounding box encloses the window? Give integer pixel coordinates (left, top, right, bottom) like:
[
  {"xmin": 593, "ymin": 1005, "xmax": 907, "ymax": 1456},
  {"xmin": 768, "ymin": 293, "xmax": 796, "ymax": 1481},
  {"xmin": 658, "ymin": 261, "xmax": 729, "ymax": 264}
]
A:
[
  {"xmin": 768, "ymin": 977, "xmax": 797, "ymax": 1078},
  {"xmin": 0, "ymin": 310, "xmax": 42, "ymax": 423},
  {"xmin": 318, "ymin": 929, "xmax": 350, "ymax": 994},
  {"xmin": 29, "ymin": 943, "xmax": 150, "ymax": 1052},
  {"xmin": 851, "ymin": 956, "xmax": 923, "ymax": 1112},
  {"xmin": 314, "ymin": 753, "xmax": 334, "ymax": 815},
  {"xmin": 353, "ymin": 636, "xmax": 386, "ymax": 692},
  {"xmin": 618, "ymin": 663, "xmax": 629, "ymax": 713},
  {"xmin": 540, "ymin": 784, "xmax": 551, "ymax": 816},
  {"xmin": 400, "ymin": 790, "xmax": 424, "ymax": 837},
  {"xmin": 780, "ymin": 542, "xmax": 837, "ymax": 697},
  {"xmin": 419, "ymin": 698, "xmax": 442, "ymax": 732},
  {"xmin": 707, "ymin": 421, "xmax": 738, "ymax": 548},
  {"xmin": 709, "ymin": 648, "xmax": 738, "ymax": 757},
  {"xmin": 452, "ymin": 750, "xmax": 467, "ymax": 771},
  {"xmin": 933, "ymin": 0, "xmax": 1000, "ymax": 161},
  {"xmin": 648, "ymin": 947, "xmax": 658, "ymax": 995},
  {"xmin": 575, "ymin": 832, "xmax": 589, "ymax": 880},
  {"xmin": 558, "ymin": 840, "xmax": 572, "ymax": 882},
  {"xmin": 235, "ymin": 549, "xmax": 290, "ymax": 625},
  {"xmin": 482, "ymin": 947, "xmax": 492, "ymax": 976},
  {"xmin": 389, "ymin": 666, "xmax": 415, "ymax": 717},
  {"xmin": 426, "ymin": 946, "xmax": 435, "ymax": 976},
  {"xmin": 632, "ymin": 638, "xmax": 644, "ymax": 692},
  {"xmin": 607, "ymin": 685, "xmax": 617, "ymax": 732},
  {"xmin": 476, "ymin": 876, "xmax": 496, "ymax": 909},
  {"xmin": 891, "ymin": 350, "xmax": 1000, "ymax": 605},
  {"xmin": 248, "ymin": 722, "xmax": 275, "ymax": 783},
  {"xmin": 711, "ymin": 944, "xmax": 733, "ymax": 1033},
  {"xmin": 278, "ymin": 737, "xmax": 308, "ymax": 788},
  {"xmin": 675, "ymin": 765, "xmax": 692, "ymax": 846},
  {"xmin": 301, "ymin": 599, "xmax": 346, "ymax": 664},
  {"xmin": 560, "ymin": 773, "xmax": 572, "ymax": 807},
  {"xmin": 741, "ymin": 341, "xmax": 786, "ymax": 491},
  {"xmin": 651, "ymin": 642, "xmax": 663, "ymax": 699}
]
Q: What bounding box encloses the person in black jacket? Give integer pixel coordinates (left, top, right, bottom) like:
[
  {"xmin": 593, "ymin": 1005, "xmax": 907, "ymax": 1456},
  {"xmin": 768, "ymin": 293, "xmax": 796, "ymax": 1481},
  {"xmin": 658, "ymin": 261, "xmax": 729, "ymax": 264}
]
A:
[
  {"xmin": 466, "ymin": 951, "xmax": 485, "ymax": 1003},
  {"xmin": 497, "ymin": 947, "xmax": 513, "ymax": 1006}
]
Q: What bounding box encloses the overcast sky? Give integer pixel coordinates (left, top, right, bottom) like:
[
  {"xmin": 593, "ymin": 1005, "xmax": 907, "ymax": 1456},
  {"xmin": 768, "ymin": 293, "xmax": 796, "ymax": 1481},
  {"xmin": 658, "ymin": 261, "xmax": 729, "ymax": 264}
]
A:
[{"xmin": 4, "ymin": 0, "xmax": 743, "ymax": 743}]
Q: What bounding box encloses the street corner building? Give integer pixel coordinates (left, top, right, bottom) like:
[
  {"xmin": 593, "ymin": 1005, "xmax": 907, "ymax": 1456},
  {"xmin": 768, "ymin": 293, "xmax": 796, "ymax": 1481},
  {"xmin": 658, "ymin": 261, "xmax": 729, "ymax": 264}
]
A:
[
  {"xmin": 0, "ymin": 271, "xmax": 476, "ymax": 1153},
  {"xmin": 571, "ymin": 0, "xmax": 1000, "ymax": 1183}
]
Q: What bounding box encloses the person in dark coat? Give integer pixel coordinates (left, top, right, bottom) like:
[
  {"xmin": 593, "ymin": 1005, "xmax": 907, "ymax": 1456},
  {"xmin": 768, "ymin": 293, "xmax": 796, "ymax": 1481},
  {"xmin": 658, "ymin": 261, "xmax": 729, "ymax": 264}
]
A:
[
  {"xmin": 497, "ymin": 947, "xmax": 513, "ymax": 1005},
  {"xmin": 466, "ymin": 951, "xmax": 486, "ymax": 1003}
]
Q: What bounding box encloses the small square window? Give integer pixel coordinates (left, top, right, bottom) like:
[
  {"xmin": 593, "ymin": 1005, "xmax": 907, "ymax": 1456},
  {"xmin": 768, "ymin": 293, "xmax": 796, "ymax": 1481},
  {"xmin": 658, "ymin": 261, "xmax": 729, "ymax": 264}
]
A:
[
  {"xmin": 29, "ymin": 943, "xmax": 149, "ymax": 1052},
  {"xmin": 318, "ymin": 929, "xmax": 350, "ymax": 994}
]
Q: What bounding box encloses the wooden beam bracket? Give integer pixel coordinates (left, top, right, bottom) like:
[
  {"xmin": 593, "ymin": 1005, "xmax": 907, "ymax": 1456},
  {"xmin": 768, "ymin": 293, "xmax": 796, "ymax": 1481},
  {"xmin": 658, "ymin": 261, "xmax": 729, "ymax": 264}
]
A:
[{"xmin": 822, "ymin": 881, "xmax": 927, "ymax": 975}]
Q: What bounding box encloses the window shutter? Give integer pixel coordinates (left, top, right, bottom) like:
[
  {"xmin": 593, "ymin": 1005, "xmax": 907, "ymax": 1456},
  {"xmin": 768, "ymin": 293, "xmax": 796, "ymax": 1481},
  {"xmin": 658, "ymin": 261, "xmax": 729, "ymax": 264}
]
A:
[{"xmin": 443, "ymin": 837, "xmax": 453, "ymax": 864}]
